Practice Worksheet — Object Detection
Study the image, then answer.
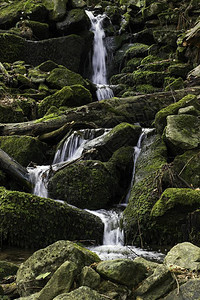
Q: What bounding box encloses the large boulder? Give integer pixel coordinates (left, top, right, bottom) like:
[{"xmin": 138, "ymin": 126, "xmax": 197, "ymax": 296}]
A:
[
  {"xmin": 0, "ymin": 187, "xmax": 103, "ymax": 249},
  {"xmin": 151, "ymin": 189, "xmax": 200, "ymax": 246},
  {"xmin": 163, "ymin": 114, "xmax": 200, "ymax": 156},
  {"xmin": 164, "ymin": 242, "xmax": 200, "ymax": 271},
  {"xmin": 0, "ymin": 33, "xmax": 86, "ymax": 72},
  {"xmin": 96, "ymin": 259, "xmax": 147, "ymax": 288},
  {"xmin": 16, "ymin": 240, "xmax": 100, "ymax": 296},
  {"xmin": 48, "ymin": 146, "xmax": 134, "ymax": 209},
  {"xmin": 46, "ymin": 67, "xmax": 87, "ymax": 89},
  {"xmin": 0, "ymin": 135, "xmax": 48, "ymax": 167},
  {"xmin": 38, "ymin": 85, "xmax": 92, "ymax": 117}
]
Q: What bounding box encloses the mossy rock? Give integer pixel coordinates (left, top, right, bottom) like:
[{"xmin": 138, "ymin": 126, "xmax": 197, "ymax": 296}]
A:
[
  {"xmin": 143, "ymin": 2, "xmax": 168, "ymax": 19},
  {"xmin": 173, "ymin": 149, "xmax": 200, "ymax": 189},
  {"xmin": 71, "ymin": 0, "xmax": 86, "ymax": 8},
  {"xmin": 38, "ymin": 85, "xmax": 92, "ymax": 117},
  {"xmin": 48, "ymin": 160, "xmax": 118, "ymax": 209},
  {"xmin": 152, "ymin": 188, "xmax": 200, "ymax": 218},
  {"xmin": 0, "ymin": 135, "xmax": 48, "ymax": 167},
  {"xmin": 56, "ymin": 9, "xmax": 90, "ymax": 35},
  {"xmin": 164, "ymin": 77, "xmax": 184, "ymax": 91},
  {"xmin": 168, "ymin": 63, "xmax": 191, "ymax": 79},
  {"xmin": 37, "ymin": 60, "xmax": 59, "ymax": 72},
  {"xmin": 0, "ymin": 0, "xmax": 53, "ymax": 29},
  {"xmin": 163, "ymin": 114, "xmax": 200, "ymax": 156},
  {"xmin": 46, "ymin": 67, "xmax": 86, "ymax": 89},
  {"xmin": 0, "ymin": 100, "xmax": 25, "ymax": 123},
  {"xmin": 16, "ymin": 240, "xmax": 101, "ymax": 297},
  {"xmin": 140, "ymin": 59, "xmax": 171, "ymax": 72},
  {"xmin": 0, "ymin": 33, "xmax": 26, "ymax": 64},
  {"xmin": 133, "ymin": 70, "xmax": 165, "ymax": 87},
  {"xmin": 153, "ymin": 29, "xmax": 181, "ymax": 48},
  {"xmin": 164, "ymin": 279, "xmax": 200, "ymax": 300},
  {"xmin": 17, "ymin": 19, "xmax": 49, "ymax": 40},
  {"xmin": 123, "ymin": 134, "xmax": 167, "ymax": 246},
  {"xmin": 154, "ymin": 94, "xmax": 200, "ymax": 134},
  {"xmin": 135, "ymin": 84, "xmax": 158, "ymax": 94},
  {"xmin": 0, "ymin": 187, "xmax": 103, "ymax": 250},
  {"xmin": 125, "ymin": 43, "xmax": 149, "ymax": 59},
  {"xmin": 52, "ymin": 0, "xmax": 69, "ymax": 21},
  {"xmin": 79, "ymin": 266, "xmax": 101, "ymax": 289},
  {"xmin": 96, "ymin": 259, "xmax": 147, "ymax": 288},
  {"xmin": 0, "ymin": 261, "xmax": 18, "ymax": 280},
  {"xmin": 84, "ymin": 123, "xmax": 142, "ymax": 161},
  {"xmin": 150, "ymin": 189, "xmax": 200, "ymax": 246}
]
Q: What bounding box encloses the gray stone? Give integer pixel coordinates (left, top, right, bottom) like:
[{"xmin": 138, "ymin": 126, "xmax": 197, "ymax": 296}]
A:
[
  {"xmin": 16, "ymin": 240, "xmax": 100, "ymax": 297},
  {"xmin": 37, "ymin": 261, "xmax": 78, "ymax": 300},
  {"xmin": 53, "ymin": 286, "xmax": 107, "ymax": 300},
  {"xmin": 163, "ymin": 279, "xmax": 200, "ymax": 300},
  {"xmin": 164, "ymin": 242, "xmax": 200, "ymax": 271},
  {"xmin": 134, "ymin": 264, "xmax": 175, "ymax": 300},
  {"xmin": 79, "ymin": 266, "xmax": 101, "ymax": 289},
  {"xmin": 164, "ymin": 114, "xmax": 200, "ymax": 155}
]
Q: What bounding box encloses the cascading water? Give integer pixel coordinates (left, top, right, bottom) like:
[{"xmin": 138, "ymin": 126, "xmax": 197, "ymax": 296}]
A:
[
  {"xmin": 28, "ymin": 128, "xmax": 110, "ymax": 198},
  {"xmin": 28, "ymin": 127, "xmax": 164, "ymax": 261},
  {"xmin": 86, "ymin": 10, "xmax": 114, "ymax": 101}
]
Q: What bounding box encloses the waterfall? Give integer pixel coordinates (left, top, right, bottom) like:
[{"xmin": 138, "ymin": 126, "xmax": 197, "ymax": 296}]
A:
[
  {"xmin": 28, "ymin": 128, "xmax": 110, "ymax": 197},
  {"xmin": 86, "ymin": 10, "xmax": 114, "ymax": 101},
  {"xmin": 87, "ymin": 209, "xmax": 124, "ymax": 246},
  {"xmin": 124, "ymin": 128, "xmax": 153, "ymax": 204}
]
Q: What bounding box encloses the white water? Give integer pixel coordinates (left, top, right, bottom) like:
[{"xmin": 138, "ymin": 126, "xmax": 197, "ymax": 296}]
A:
[
  {"xmin": 28, "ymin": 127, "xmax": 164, "ymax": 261},
  {"xmin": 86, "ymin": 10, "xmax": 114, "ymax": 100},
  {"xmin": 28, "ymin": 128, "xmax": 110, "ymax": 198}
]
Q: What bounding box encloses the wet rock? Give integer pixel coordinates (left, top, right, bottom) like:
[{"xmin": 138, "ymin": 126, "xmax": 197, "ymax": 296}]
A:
[
  {"xmin": 16, "ymin": 240, "xmax": 100, "ymax": 296},
  {"xmin": 83, "ymin": 122, "xmax": 142, "ymax": 161},
  {"xmin": 97, "ymin": 280, "xmax": 131, "ymax": 299},
  {"xmin": 96, "ymin": 259, "xmax": 147, "ymax": 288}
]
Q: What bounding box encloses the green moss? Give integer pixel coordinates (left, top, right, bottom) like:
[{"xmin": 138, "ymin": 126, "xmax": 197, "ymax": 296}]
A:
[
  {"xmin": 154, "ymin": 94, "xmax": 199, "ymax": 134},
  {"xmin": 125, "ymin": 43, "xmax": 149, "ymax": 59},
  {"xmin": 133, "ymin": 70, "xmax": 165, "ymax": 87},
  {"xmin": 0, "ymin": 101, "xmax": 25, "ymax": 123},
  {"xmin": 168, "ymin": 63, "xmax": 191, "ymax": 79},
  {"xmin": 46, "ymin": 67, "xmax": 86, "ymax": 89},
  {"xmin": 38, "ymin": 86, "xmax": 73, "ymax": 117},
  {"xmin": 0, "ymin": 135, "xmax": 48, "ymax": 166},
  {"xmin": 151, "ymin": 188, "xmax": 200, "ymax": 217},
  {"xmin": 173, "ymin": 150, "xmax": 200, "ymax": 189},
  {"xmin": 135, "ymin": 84, "xmax": 157, "ymax": 94},
  {"xmin": 0, "ymin": 261, "xmax": 18, "ymax": 280},
  {"xmin": 124, "ymin": 135, "xmax": 167, "ymax": 246},
  {"xmin": 164, "ymin": 77, "xmax": 184, "ymax": 91},
  {"xmin": 0, "ymin": 187, "xmax": 103, "ymax": 249},
  {"xmin": 0, "ymin": 33, "xmax": 26, "ymax": 63}
]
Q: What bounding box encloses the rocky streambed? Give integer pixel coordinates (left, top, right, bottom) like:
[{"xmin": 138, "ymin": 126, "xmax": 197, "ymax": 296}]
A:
[{"xmin": 0, "ymin": 0, "xmax": 200, "ymax": 298}]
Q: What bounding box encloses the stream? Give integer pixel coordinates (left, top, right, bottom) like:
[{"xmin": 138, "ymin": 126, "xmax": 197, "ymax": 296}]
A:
[{"xmin": 28, "ymin": 11, "xmax": 164, "ymax": 262}]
